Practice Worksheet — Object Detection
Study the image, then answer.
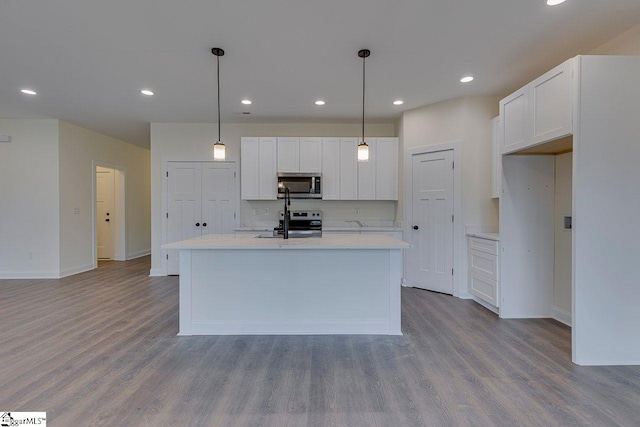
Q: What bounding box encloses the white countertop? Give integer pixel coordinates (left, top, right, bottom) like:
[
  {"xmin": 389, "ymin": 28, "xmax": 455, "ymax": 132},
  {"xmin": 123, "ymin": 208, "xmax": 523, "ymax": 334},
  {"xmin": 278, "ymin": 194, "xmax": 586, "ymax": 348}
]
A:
[{"xmin": 163, "ymin": 233, "xmax": 411, "ymax": 250}]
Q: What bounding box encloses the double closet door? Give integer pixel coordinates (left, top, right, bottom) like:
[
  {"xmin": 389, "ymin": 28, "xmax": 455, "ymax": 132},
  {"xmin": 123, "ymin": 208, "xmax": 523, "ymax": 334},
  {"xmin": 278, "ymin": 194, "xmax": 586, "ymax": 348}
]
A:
[{"xmin": 167, "ymin": 161, "xmax": 237, "ymax": 275}]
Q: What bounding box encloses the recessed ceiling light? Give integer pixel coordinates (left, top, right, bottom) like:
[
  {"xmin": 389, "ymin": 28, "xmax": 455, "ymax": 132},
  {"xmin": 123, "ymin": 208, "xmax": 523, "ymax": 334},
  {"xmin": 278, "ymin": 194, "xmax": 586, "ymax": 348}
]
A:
[
  {"xmin": 315, "ymin": 100, "xmax": 325, "ymax": 106},
  {"xmin": 393, "ymin": 100, "xmax": 404, "ymax": 105},
  {"xmin": 547, "ymin": 0, "xmax": 566, "ymax": 5},
  {"xmin": 460, "ymin": 76, "xmax": 474, "ymax": 83},
  {"xmin": 21, "ymin": 89, "xmax": 37, "ymax": 95},
  {"xmin": 141, "ymin": 89, "xmax": 154, "ymax": 96},
  {"xmin": 241, "ymin": 99, "xmax": 252, "ymax": 105}
]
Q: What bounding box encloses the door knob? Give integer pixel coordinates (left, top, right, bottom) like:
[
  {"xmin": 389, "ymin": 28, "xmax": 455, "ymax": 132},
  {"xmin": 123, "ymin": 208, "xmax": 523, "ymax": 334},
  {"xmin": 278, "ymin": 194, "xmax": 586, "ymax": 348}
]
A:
[
  {"xmin": 195, "ymin": 222, "xmax": 200, "ymax": 227},
  {"xmin": 105, "ymin": 219, "xmax": 110, "ymax": 222},
  {"xmin": 413, "ymin": 225, "xmax": 419, "ymax": 230},
  {"xmin": 202, "ymin": 223, "xmax": 207, "ymax": 227}
]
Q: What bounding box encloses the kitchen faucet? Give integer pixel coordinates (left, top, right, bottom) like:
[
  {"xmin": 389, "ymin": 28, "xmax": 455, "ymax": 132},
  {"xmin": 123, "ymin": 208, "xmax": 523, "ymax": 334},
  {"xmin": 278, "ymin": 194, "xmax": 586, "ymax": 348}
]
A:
[{"xmin": 283, "ymin": 187, "xmax": 291, "ymax": 239}]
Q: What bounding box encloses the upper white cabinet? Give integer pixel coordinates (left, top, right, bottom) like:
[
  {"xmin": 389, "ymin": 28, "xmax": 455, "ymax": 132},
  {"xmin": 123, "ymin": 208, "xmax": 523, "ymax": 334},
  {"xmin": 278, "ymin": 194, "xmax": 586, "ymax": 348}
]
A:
[
  {"xmin": 500, "ymin": 58, "xmax": 574, "ymax": 155},
  {"xmin": 321, "ymin": 138, "xmax": 340, "ymax": 200},
  {"xmin": 375, "ymin": 137, "xmax": 399, "ymax": 200},
  {"xmin": 530, "ymin": 60, "xmax": 573, "ymax": 146},
  {"xmin": 339, "ymin": 138, "xmax": 359, "ymax": 200},
  {"xmin": 277, "ymin": 137, "xmax": 322, "ymax": 172},
  {"xmin": 241, "ymin": 137, "xmax": 277, "ymax": 200},
  {"xmin": 491, "ymin": 117, "xmax": 502, "ymax": 199}
]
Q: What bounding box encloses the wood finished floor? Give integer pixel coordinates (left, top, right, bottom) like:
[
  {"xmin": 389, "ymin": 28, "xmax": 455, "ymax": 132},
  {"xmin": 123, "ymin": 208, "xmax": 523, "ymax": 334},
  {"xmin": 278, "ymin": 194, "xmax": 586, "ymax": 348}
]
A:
[{"xmin": 1, "ymin": 257, "xmax": 639, "ymax": 426}]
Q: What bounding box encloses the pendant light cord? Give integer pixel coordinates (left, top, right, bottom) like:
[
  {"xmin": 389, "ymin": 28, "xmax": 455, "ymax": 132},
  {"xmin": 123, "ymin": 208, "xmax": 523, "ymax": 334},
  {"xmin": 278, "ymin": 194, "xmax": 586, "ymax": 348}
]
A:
[
  {"xmin": 217, "ymin": 53, "xmax": 221, "ymax": 142},
  {"xmin": 362, "ymin": 54, "xmax": 365, "ymax": 142}
]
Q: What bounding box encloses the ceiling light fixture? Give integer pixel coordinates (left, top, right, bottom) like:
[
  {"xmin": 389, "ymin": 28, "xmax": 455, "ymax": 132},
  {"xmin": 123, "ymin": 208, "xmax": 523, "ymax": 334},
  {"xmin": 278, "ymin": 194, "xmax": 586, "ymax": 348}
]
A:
[
  {"xmin": 141, "ymin": 89, "xmax": 154, "ymax": 96},
  {"xmin": 546, "ymin": 0, "xmax": 566, "ymax": 5},
  {"xmin": 21, "ymin": 89, "xmax": 37, "ymax": 95},
  {"xmin": 460, "ymin": 76, "xmax": 474, "ymax": 83},
  {"xmin": 393, "ymin": 100, "xmax": 404, "ymax": 105},
  {"xmin": 241, "ymin": 99, "xmax": 252, "ymax": 105},
  {"xmin": 315, "ymin": 100, "xmax": 325, "ymax": 106},
  {"xmin": 357, "ymin": 49, "xmax": 370, "ymax": 162},
  {"xmin": 212, "ymin": 47, "xmax": 226, "ymax": 161}
]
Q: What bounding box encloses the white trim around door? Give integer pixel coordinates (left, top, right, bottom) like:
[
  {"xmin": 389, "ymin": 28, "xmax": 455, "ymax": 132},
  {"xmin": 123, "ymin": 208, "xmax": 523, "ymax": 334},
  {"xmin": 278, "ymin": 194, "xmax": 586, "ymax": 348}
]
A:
[{"xmin": 404, "ymin": 142, "xmax": 464, "ymax": 297}]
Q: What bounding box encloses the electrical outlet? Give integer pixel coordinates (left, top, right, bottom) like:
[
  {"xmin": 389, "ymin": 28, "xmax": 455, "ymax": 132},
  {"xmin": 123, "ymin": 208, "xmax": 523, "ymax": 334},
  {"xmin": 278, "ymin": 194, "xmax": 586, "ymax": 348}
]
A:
[
  {"xmin": 27, "ymin": 251, "xmax": 34, "ymax": 259},
  {"xmin": 265, "ymin": 208, "xmax": 269, "ymax": 216},
  {"xmin": 355, "ymin": 208, "xmax": 360, "ymax": 215},
  {"xmin": 252, "ymin": 208, "xmax": 257, "ymax": 216}
]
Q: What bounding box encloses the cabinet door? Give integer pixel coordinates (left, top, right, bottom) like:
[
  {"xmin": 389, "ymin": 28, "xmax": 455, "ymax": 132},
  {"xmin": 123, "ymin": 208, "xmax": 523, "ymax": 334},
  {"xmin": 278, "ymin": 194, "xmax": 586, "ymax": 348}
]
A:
[
  {"xmin": 241, "ymin": 137, "xmax": 259, "ymax": 200},
  {"xmin": 339, "ymin": 138, "xmax": 358, "ymax": 200},
  {"xmin": 299, "ymin": 137, "xmax": 322, "ymax": 172},
  {"xmin": 530, "ymin": 59, "xmax": 573, "ymax": 145},
  {"xmin": 321, "ymin": 138, "xmax": 340, "ymax": 200},
  {"xmin": 277, "ymin": 137, "xmax": 299, "ymax": 172},
  {"xmin": 375, "ymin": 137, "xmax": 398, "ymax": 200},
  {"xmin": 491, "ymin": 117, "xmax": 502, "ymax": 199},
  {"xmin": 357, "ymin": 138, "xmax": 376, "ymax": 200},
  {"xmin": 500, "ymin": 86, "xmax": 529, "ymax": 154},
  {"xmin": 259, "ymin": 137, "xmax": 278, "ymax": 200}
]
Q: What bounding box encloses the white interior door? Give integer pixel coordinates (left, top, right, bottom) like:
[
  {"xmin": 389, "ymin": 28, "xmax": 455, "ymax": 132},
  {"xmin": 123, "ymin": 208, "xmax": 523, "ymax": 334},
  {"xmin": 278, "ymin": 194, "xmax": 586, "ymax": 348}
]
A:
[
  {"xmin": 410, "ymin": 150, "xmax": 454, "ymax": 294},
  {"xmin": 96, "ymin": 167, "xmax": 115, "ymax": 259},
  {"xmin": 167, "ymin": 162, "xmax": 202, "ymax": 275},
  {"xmin": 201, "ymin": 163, "xmax": 237, "ymax": 235}
]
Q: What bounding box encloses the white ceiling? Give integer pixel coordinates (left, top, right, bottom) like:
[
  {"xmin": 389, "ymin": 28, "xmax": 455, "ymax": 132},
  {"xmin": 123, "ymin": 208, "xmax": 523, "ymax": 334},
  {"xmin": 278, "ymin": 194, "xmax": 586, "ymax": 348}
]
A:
[{"xmin": 1, "ymin": 0, "xmax": 639, "ymax": 149}]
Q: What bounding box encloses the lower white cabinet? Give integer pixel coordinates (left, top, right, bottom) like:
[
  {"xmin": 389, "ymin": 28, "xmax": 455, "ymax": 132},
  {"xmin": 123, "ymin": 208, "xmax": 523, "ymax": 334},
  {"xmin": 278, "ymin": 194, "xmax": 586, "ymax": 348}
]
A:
[{"xmin": 468, "ymin": 236, "xmax": 500, "ymax": 307}]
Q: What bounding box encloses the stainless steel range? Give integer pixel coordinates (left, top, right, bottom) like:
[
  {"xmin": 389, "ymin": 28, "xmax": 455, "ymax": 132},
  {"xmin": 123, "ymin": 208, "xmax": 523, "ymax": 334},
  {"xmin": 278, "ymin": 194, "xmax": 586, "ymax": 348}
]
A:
[{"xmin": 273, "ymin": 210, "xmax": 322, "ymax": 238}]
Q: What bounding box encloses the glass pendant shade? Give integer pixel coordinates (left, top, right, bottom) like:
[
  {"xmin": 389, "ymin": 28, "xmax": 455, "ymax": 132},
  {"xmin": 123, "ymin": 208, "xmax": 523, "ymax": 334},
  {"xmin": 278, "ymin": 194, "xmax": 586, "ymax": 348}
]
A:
[
  {"xmin": 213, "ymin": 141, "xmax": 226, "ymax": 161},
  {"xmin": 358, "ymin": 142, "xmax": 369, "ymax": 162}
]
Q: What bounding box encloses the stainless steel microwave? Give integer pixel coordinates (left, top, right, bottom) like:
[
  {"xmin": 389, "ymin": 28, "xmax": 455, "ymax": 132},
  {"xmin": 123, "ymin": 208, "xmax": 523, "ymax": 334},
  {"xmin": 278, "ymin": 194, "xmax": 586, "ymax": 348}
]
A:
[{"xmin": 277, "ymin": 173, "xmax": 322, "ymax": 199}]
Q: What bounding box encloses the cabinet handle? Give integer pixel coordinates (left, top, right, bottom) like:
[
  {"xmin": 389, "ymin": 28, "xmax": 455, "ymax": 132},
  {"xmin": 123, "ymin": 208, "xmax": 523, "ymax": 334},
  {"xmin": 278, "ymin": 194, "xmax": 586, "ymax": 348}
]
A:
[
  {"xmin": 105, "ymin": 219, "xmax": 110, "ymax": 222},
  {"xmin": 195, "ymin": 223, "xmax": 200, "ymax": 227},
  {"xmin": 413, "ymin": 225, "xmax": 419, "ymax": 230}
]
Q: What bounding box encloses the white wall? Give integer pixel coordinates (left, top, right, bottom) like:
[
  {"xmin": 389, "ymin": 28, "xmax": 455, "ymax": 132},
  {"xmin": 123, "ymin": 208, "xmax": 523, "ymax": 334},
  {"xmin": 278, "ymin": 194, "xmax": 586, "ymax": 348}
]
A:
[
  {"xmin": 398, "ymin": 96, "xmax": 500, "ymax": 295},
  {"xmin": 0, "ymin": 119, "xmax": 60, "ymax": 277},
  {"xmin": 590, "ymin": 22, "xmax": 640, "ymax": 55},
  {"xmin": 150, "ymin": 122, "xmax": 396, "ymax": 275},
  {"xmin": 553, "ymin": 153, "xmax": 572, "ymax": 320},
  {"xmin": 58, "ymin": 121, "xmax": 151, "ymax": 274}
]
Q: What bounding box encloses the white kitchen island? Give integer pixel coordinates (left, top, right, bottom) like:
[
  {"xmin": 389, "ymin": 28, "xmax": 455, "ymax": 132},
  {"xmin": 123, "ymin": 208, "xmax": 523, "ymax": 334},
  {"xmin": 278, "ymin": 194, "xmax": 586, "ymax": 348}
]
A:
[{"xmin": 162, "ymin": 233, "xmax": 410, "ymax": 336}]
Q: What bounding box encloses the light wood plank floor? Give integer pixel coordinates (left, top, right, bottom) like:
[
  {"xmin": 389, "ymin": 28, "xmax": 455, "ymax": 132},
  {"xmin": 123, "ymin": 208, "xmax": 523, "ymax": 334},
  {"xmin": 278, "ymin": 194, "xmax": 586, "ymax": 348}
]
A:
[{"xmin": 1, "ymin": 256, "xmax": 639, "ymax": 426}]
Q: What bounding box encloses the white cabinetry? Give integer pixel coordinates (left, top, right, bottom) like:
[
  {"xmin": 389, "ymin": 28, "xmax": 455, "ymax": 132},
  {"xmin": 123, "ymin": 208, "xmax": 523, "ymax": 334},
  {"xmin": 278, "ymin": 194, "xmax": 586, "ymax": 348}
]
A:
[
  {"xmin": 321, "ymin": 138, "xmax": 340, "ymax": 200},
  {"xmin": 241, "ymin": 137, "xmax": 277, "ymax": 200},
  {"xmin": 500, "ymin": 58, "xmax": 574, "ymax": 155},
  {"xmin": 357, "ymin": 138, "xmax": 376, "ymax": 200},
  {"xmin": 491, "ymin": 117, "xmax": 502, "ymax": 199},
  {"xmin": 468, "ymin": 236, "xmax": 500, "ymax": 307},
  {"xmin": 340, "ymin": 138, "xmax": 359, "ymax": 200},
  {"xmin": 375, "ymin": 137, "xmax": 399, "ymax": 200},
  {"xmin": 277, "ymin": 137, "xmax": 322, "ymax": 173}
]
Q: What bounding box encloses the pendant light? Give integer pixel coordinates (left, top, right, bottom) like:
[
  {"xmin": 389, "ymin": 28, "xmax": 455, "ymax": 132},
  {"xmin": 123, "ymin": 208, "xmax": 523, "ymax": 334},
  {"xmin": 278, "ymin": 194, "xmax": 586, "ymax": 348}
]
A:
[
  {"xmin": 357, "ymin": 49, "xmax": 370, "ymax": 162},
  {"xmin": 212, "ymin": 47, "xmax": 226, "ymax": 161}
]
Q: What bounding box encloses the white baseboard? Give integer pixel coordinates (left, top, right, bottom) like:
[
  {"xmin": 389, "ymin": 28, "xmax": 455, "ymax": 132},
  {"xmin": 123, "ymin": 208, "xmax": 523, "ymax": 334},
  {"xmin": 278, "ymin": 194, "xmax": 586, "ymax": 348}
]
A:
[
  {"xmin": 457, "ymin": 291, "xmax": 473, "ymax": 299},
  {"xmin": 59, "ymin": 263, "xmax": 95, "ymax": 278},
  {"xmin": 149, "ymin": 268, "xmax": 164, "ymax": 277},
  {"xmin": 471, "ymin": 296, "xmax": 499, "ymax": 314},
  {"xmin": 127, "ymin": 249, "xmax": 151, "ymax": 260},
  {"xmin": 551, "ymin": 306, "xmax": 572, "ymax": 327},
  {"xmin": 0, "ymin": 270, "xmax": 59, "ymax": 279},
  {"xmin": 575, "ymin": 359, "xmax": 640, "ymax": 366}
]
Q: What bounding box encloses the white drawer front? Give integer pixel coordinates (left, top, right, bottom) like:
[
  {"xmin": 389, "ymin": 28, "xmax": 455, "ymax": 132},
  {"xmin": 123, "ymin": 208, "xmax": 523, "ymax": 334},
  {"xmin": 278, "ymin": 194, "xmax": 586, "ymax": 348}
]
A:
[
  {"xmin": 469, "ymin": 249, "xmax": 498, "ymax": 282},
  {"xmin": 469, "ymin": 272, "xmax": 498, "ymax": 307},
  {"xmin": 469, "ymin": 237, "xmax": 498, "ymax": 255}
]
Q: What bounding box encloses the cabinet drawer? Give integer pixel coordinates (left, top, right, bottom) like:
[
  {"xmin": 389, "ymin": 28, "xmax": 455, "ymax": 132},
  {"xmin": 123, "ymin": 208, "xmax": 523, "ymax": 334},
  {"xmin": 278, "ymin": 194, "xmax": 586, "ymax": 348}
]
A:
[
  {"xmin": 469, "ymin": 249, "xmax": 498, "ymax": 282},
  {"xmin": 469, "ymin": 271, "xmax": 499, "ymax": 307},
  {"xmin": 468, "ymin": 237, "xmax": 498, "ymax": 255}
]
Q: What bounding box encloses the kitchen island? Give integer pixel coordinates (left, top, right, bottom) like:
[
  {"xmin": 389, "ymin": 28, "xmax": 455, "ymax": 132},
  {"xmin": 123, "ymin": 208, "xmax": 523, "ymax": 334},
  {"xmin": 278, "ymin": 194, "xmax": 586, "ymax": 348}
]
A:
[{"xmin": 162, "ymin": 233, "xmax": 410, "ymax": 336}]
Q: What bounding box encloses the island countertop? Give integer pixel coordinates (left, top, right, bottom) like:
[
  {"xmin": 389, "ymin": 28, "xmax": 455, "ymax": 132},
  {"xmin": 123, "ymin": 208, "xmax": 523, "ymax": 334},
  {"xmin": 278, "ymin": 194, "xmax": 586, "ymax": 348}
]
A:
[{"xmin": 163, "ymin": 233, "xmax": 410, "ymax": 250}]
